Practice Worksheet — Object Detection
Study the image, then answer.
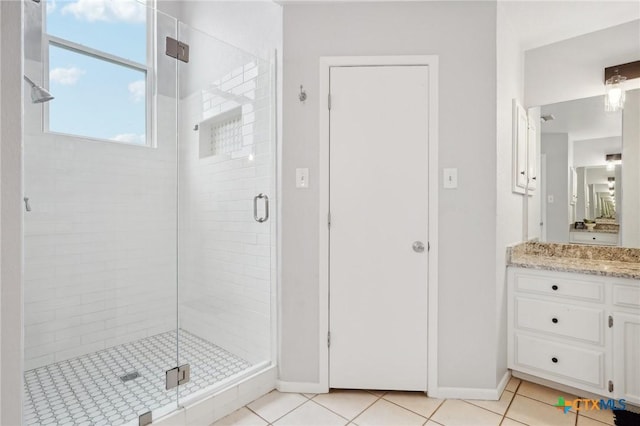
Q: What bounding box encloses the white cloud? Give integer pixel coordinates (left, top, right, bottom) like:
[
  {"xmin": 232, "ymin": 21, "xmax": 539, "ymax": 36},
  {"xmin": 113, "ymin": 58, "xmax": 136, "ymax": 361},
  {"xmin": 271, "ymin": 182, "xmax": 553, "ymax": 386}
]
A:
[
  {"xmin": 111, "ymin": 133, "xmax": 146, "ymax": 144},
  {"xmin": 50, "ymin": 67, "xmax": 85, "ymax": 86},
  {"xmin": 61, "ymin": 0, "xmax": 146, "ymax": 23},
  {"xmin": 128, "ymin": 80, "xmax": 146, "ymax": 103},
  {"xmin": 47, "ymin": 0, "xmax": 57, "ymax": 14}
]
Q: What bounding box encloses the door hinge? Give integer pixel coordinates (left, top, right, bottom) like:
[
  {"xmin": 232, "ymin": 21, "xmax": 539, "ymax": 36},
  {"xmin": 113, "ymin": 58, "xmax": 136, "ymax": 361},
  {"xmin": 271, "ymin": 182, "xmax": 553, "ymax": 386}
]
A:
[
  {"xmin": 608, "ymin": 315, "xmax": 613, "ymax": 328},
  {"xmin": 139, "ymin": 412, "xmax": 152, "ymax": 426},
  {"xmin": 328, "ymin": 93, "xmax": 332, "ymax": 110},
  {"xmin": 608, "ymin": 380, "xmax": 614, "ymax": 392},
  {"xmin": 166, "ymin": 37, "xmax": 190, "ymax": 63},
  {"xmin": 328, "ymin": 212, "xmax": 331, "ymax": 228},
  {"xmin": 165, "ymin": 364, "xmax": 190, "ymax": 390},
  {"xmin": 327, "ymin": 331, "xmax": 331, "ymax": 348},
  {"xmin": 428, "ymin": 242, "xmax": 430, "ymax": 251}
]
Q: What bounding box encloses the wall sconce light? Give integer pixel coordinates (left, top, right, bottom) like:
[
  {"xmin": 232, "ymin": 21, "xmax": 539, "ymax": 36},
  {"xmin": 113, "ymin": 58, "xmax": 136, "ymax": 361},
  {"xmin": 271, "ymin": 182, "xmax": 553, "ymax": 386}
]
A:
[
  {"xmin": 604, "ymin": 73, "xmax": 626, "ymax": 112},
  {"xmin": 606, "ymin": 153, "xmax": 622, "ymax": 171},
  {"xmin": 604, "ymin": 60, "xmax": 640, "ymax": 112}
]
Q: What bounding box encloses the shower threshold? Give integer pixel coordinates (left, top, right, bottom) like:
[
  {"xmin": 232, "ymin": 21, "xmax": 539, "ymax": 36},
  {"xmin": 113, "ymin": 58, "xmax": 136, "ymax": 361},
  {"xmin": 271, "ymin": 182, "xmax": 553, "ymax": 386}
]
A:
[{"xmin": 23, "ymin": 330, "xmax": 251, "ymax": 426}]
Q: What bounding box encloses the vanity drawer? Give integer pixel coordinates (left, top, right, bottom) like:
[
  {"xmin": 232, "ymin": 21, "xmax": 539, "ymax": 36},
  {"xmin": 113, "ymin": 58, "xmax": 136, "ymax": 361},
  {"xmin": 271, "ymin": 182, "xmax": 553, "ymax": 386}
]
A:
[
  {"xmin": 570, "ymin": 232, "xmax": 618, "ymax": 246},
  {"xmin": 514, "ymin": 334, "xmax": 604, "ymax": 388},
  {"xmin": 514, "ymin": 272, "xmax": 604, "ymax": 302},
  {"xmin": 613, "ymin": 284, "xmax": 640, "ymax": 309},
  {"xmin": 515, "ymin": 297, "xmax": 603, "ymax": 344}
]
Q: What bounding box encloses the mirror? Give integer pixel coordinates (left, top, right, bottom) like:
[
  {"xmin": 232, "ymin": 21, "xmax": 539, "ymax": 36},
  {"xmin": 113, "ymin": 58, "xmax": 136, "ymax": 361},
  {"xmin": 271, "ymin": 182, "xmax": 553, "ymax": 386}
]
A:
[{"xmin": 535, "ymin": 89, "xmax": 639, "ymax": 247}]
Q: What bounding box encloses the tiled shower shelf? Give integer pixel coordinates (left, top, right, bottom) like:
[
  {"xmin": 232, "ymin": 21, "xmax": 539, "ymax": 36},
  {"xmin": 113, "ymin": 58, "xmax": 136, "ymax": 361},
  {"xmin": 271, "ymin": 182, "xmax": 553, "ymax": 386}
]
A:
[{"xmin": 24, "ymin": 330, "xmax": 251, "ymax": 426}]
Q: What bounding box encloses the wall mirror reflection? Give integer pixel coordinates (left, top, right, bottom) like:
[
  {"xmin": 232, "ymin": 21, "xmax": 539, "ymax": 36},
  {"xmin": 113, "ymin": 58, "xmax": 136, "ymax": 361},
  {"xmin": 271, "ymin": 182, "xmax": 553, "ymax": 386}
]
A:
[{"xmin": 537, "ymin": 89, "xmax": 639, "ymax": 247}]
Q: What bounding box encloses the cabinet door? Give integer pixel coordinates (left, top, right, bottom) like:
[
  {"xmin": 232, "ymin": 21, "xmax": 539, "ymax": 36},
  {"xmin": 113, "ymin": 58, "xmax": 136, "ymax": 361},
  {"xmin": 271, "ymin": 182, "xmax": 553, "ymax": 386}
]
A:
[
  {"xmin": 613, "ymin": 312, "xmax": 640, "ymax": 405},
  {"xmin": 513, "ymin": 100, "xmax": 528, "ymax": 193},
  {"xmin": 527, "ymin": 114, "xmax": 537, "ymax": 191}
]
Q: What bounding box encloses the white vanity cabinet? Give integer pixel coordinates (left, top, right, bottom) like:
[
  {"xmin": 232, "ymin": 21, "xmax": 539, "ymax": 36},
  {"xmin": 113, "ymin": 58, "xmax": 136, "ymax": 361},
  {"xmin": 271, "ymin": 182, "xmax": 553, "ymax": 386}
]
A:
[
  {"xmin": 612, "ymin": 283, "xmax": 640, "ymax": 405},
  {"xmin": 508, "ymin": 267, "xmax": 640, "ymax": 402},
  {"xmin": 569, "ymin": 231, "xmax": 619, "ymax": 246}
]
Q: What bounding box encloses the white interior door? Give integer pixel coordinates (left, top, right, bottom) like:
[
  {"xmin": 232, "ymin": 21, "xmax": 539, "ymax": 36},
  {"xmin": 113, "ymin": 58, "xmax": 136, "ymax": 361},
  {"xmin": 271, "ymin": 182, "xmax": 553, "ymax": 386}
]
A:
[{"xmin": 329, "ymin": 65, "xmax": 429, "ymax": 391}]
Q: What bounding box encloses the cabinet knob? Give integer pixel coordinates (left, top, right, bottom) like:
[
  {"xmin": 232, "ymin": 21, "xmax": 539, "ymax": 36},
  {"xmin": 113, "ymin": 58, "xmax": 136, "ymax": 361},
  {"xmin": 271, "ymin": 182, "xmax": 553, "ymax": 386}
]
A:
[
  {"xmin": 552, "ymin": 318, "xmax": 558, "ymax": 324},
  {"xmin": 552, "ymin": 285, "xmax": 558, "ymax": 291},
  {"xmin": 552, "ymin": 357, "xmax": 558, "ymax": 363}
]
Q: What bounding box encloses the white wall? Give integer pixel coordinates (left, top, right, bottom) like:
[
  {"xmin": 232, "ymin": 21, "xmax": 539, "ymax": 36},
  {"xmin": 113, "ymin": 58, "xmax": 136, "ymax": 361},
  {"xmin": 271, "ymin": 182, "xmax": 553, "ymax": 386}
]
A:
[
  {"xmin": 622, "ymin": 90, "xmax": 640, "ymax": 247},
  {"xmin": 541, "ymin": 133, "xmax": 570, "ymax": 242},
  {"xmin": 282, "ymin": 2, "xmax": 500, "ymax": 391},
  {"xmin": 179, "ymin": 1, "xmax": 282, "ymax": 60},
  {"xmin": 495, "ymin": 1, "xmax": 525, "ymax": 386},
  {"xmin": 525, "ymin": 20, "xmax": 640, "ymax": 108},
  {"xmin": 573, "ymin": 137, "xmax": 622, "ymax": 167},
  {"xmin": 1, "ymin": 1, "xmax": 23, "ymax": 424}
]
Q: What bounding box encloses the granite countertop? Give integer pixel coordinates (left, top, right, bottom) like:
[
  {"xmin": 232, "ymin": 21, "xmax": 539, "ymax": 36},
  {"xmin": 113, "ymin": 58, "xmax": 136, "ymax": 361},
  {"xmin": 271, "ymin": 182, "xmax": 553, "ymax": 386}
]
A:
[{"xmin": 507, "ymin": 242, "xmax": 640, "ymax": 280}]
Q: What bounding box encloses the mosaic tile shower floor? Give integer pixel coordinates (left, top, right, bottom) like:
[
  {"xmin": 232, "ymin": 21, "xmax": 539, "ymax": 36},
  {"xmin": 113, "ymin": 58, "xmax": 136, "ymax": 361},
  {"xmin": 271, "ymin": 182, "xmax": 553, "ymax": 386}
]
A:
[{"xmin": 23, "ymin": 330, "xmax": 251, "ymax": 426}]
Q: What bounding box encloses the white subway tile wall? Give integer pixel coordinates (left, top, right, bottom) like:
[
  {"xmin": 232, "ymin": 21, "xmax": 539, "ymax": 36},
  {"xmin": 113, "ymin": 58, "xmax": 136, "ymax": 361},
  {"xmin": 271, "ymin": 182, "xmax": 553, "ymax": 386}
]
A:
[
  {"xmin": 23, "ymin": 95, "xmax": 178, "ymax": 371},
  {"xmin": 178, "ymin": 59, "xmax": 273, "ymax": 365}
]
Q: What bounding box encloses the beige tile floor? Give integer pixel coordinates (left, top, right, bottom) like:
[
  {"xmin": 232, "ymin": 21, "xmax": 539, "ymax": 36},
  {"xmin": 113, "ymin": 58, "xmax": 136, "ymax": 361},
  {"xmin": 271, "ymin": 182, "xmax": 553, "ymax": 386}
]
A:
[{"xmin": 212, "ymin": 378, "xmax": 617, "ymax": 426}]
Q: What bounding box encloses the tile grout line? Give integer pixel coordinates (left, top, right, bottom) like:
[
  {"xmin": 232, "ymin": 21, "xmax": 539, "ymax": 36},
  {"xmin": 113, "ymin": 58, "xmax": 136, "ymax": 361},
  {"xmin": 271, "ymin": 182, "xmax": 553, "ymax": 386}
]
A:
[
  {"xmin": 348, "ymin": 392, "xmax": 385, "ymax": 422},
  {"xmin": 424, "ymin": 397, "xmax": 446, "ymax": 422},
  {"xmin": 245, "ymin": 404, "xmax": 271, "ymax": 424},
  {"xmin": 499, "ymin": 379, "xmax": 522, "ymax": 425},
  {"xmin": 313, "ymin": 390, "xmax": 386, "ymax": 423},
  {"xmin": 257, "ymin": 395, "xmax": 311, "ymax": 425},
  {"xmin": 458, "ymin": 397, "xmax": 510, "ymax": 419},
  {"xmin": 380, "ymin": 393, "xmax": 434, "ymax": 421},
  {"xmin": 306, "ymin": 398, "xmax": 352, "ymax": 422}
]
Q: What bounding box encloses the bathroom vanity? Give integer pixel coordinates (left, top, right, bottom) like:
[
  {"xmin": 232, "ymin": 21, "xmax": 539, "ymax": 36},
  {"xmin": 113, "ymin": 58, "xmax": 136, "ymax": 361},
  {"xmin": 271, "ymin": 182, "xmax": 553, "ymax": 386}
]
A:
[{"xmin": 507, "ymin": 242, "xmax": 640, "ymax": 405}]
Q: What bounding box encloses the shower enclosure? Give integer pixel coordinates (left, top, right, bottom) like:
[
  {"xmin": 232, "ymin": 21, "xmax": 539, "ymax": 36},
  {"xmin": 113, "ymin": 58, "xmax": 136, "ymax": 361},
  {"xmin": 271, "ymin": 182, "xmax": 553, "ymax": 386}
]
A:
[{"xmin": 22, "ymin": 1, "xmax": 276, "ymax": 424}]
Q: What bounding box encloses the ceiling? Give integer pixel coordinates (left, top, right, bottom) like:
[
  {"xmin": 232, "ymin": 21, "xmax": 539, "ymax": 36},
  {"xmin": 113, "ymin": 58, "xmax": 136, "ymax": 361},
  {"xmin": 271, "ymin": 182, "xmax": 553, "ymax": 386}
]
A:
[
  {"xmin": 498, "ymin": 0, "xmax": 639, "ymax": 50},
  {"xmin": 540, "ymin": 94, "xmax": 623, "ymax": 141}
]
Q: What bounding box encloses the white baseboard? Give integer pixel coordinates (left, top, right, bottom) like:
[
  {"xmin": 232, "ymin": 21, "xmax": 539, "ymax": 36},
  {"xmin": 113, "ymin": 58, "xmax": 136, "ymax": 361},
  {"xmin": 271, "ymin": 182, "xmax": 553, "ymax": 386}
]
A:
[
  {"xmin": 153, "ymin": 365, "xmax": 277, "ymax": 426},
  {"xmin": 276, "ymin": 380, "xmax": 328, "ymax": 394},
  {"xmin": 430, "ymin": 371, "xmax": 511, "ymax": 401}
]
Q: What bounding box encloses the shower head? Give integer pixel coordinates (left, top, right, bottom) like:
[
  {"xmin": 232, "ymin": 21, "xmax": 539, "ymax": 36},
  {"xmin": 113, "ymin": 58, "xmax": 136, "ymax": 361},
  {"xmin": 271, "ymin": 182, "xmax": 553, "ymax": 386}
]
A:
[{"xmin": 23, "ymin": 75, "xmax": 54, "ymax": 103}]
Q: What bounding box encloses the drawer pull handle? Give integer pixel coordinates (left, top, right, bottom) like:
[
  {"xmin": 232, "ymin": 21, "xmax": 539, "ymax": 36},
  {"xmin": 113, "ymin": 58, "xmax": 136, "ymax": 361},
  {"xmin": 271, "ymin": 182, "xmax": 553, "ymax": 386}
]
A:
[
  {"xmin": 552, "ymin": 357, "xmax": 558, "ymax": 363},
  {"xmin": 552, "ymin": 318, "xmax": 558, "ymax": 324},
  {"xmin": 552, "ymin": 285, "xmax": 559, "ymax": 291}
]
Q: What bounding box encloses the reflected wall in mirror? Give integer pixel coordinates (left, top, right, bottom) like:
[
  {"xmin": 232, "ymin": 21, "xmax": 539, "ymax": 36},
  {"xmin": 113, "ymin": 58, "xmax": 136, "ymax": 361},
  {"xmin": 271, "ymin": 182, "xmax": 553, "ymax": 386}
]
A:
[{"xmin": 538, "ymin": 93, "xmax": 629, "ymax": 246}]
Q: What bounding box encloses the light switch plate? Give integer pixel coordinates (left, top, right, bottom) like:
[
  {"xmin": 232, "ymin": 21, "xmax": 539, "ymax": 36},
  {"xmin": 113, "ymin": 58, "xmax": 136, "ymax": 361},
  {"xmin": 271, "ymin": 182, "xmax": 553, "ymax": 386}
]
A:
[
  {"xmin": 443, "ymin": 168, "xmax": 458, "ymax": 189},
  {"xmin": 296, "ymin": 168, "xmax": 309, "ymax": 188}
]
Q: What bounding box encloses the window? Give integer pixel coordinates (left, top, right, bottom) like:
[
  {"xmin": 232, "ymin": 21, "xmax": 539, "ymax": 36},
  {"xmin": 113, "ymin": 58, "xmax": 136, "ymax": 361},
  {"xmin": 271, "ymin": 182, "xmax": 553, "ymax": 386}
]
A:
[{"xmin": 44, "ymin": 0, "xmax": 151, "ymax": 145}]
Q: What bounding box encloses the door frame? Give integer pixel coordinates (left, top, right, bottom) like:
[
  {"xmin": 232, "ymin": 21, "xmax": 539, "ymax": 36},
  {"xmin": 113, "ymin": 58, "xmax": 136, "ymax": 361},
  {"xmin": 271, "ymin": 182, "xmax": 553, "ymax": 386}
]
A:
[{"xmin": 318, "ymin": 55, "xmax": 439, "ymax": 393}]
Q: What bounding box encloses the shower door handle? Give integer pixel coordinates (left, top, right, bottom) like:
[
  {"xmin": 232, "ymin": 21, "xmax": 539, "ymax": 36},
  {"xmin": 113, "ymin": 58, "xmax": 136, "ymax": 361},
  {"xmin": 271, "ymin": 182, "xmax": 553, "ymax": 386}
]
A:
[{"xmin": 253, "ymin": 193, "xmax": 269, "ymax": 223}]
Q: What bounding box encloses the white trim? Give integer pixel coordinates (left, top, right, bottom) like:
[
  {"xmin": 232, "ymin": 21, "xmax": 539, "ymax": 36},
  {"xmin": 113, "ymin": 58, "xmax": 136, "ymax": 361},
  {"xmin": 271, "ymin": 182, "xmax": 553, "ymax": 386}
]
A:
[
  {"xmin": 318, "ymin": 55, "xmax": 439, "ymax": 394},
  {"xmin": 433, "ymin": 370, "xmax": 509, "ymax": 401},
  {"xmin": 276, "ymin": 380, "xmax": 328, "ymax": 394},
  {"xmin": 41, "ymin": 6, "xmax": 154, "ymax": 148},
  {"xmin": 153, "ymin": 365, "xmax": 277, "ymax": 426}
]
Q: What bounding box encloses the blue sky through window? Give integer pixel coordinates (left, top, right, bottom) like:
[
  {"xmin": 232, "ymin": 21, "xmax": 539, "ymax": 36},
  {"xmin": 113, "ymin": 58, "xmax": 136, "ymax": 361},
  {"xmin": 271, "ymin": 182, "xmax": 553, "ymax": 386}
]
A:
[{"xmin": 46, "ymin": 0, "xmax": 148, "ymax": 144}]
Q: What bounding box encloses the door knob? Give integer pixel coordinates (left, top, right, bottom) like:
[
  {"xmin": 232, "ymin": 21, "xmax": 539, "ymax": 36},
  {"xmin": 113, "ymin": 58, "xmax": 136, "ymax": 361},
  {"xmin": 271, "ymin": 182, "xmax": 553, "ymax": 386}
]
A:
[{"xmin": 412, "ymin": 241, "xmax": 425, "ymax": 253}]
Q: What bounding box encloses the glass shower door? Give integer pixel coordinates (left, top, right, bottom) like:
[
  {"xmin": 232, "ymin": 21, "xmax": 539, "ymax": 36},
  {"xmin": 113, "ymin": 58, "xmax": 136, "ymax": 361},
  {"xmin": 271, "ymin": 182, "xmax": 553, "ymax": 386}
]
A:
[
  {"xmin": 22, "ymin": 2, "xmax": 180, "ymax": 425},
  {"xmin": 175, "ymin": 21, "xmax": 275, "ymax": 404}
]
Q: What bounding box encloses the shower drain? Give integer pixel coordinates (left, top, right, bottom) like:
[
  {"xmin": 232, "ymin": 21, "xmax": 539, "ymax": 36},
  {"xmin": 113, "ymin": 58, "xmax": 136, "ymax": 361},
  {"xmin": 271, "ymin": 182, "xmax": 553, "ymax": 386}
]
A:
[{"xmin": 120, "ymin": 371, "xmax": 141, "ymax": 383}]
